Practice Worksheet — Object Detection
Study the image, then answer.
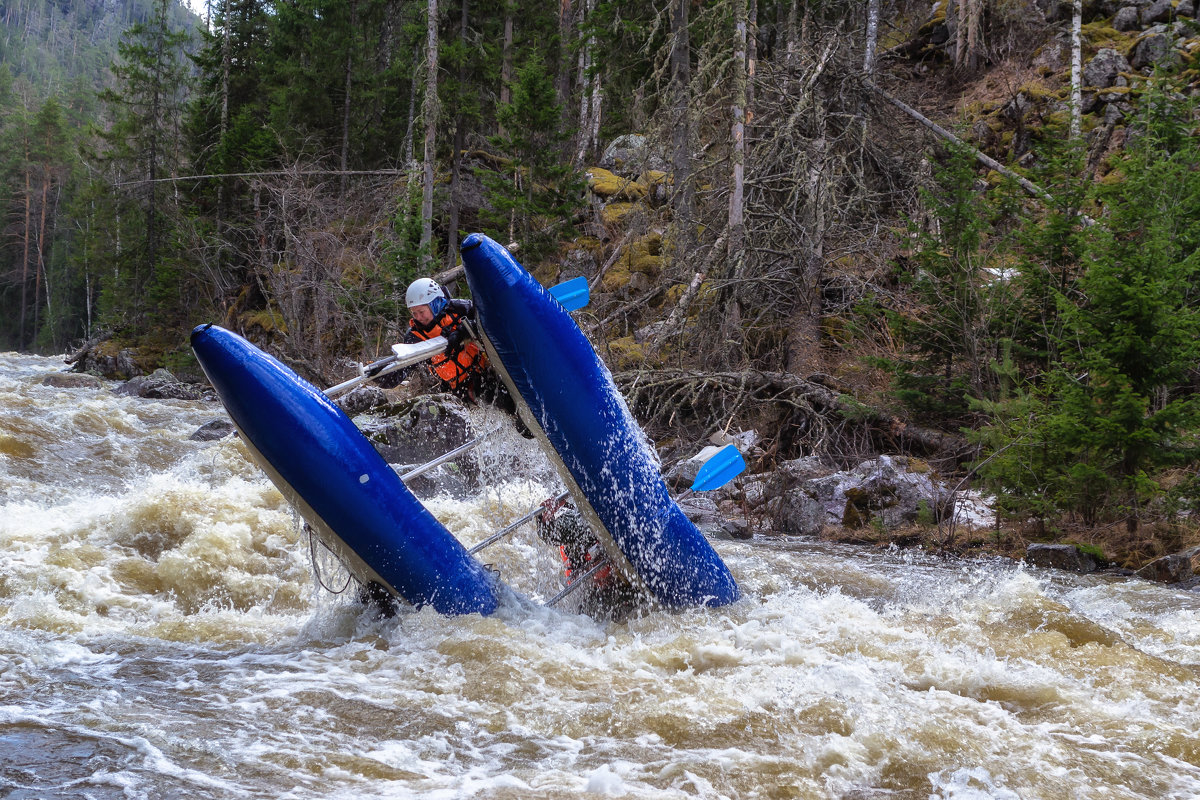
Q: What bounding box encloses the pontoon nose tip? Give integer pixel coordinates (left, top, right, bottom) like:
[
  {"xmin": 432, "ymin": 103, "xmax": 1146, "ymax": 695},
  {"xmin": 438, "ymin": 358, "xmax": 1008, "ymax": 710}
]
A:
[
  {"xmin": 460, "ymin": 232, "xmax": 484, "ymax": 251},
  {"xmin": 190, "ymin": 323, "xmax": 215, "ymax": 343}
]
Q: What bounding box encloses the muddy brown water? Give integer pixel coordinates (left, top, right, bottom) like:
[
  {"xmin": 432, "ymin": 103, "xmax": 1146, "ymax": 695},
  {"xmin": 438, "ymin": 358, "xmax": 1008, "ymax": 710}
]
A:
[{"xmin": 2, "ymin": 351, "xmax": 1199, "ymax": 799}]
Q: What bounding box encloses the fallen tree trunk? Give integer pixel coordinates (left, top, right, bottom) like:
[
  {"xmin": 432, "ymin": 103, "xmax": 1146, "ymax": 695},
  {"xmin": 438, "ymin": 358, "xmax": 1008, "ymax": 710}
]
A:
[{"xmin": 866, "ymin": 81, "xmax": 1095, "ymax": 227}]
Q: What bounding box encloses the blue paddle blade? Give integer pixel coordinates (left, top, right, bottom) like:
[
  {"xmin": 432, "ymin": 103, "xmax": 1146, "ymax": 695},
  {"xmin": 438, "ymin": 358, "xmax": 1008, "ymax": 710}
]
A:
[
  {"xmin": 690, "ymin": 444, "xmax": 746, "ymax": 492},
  {"xmin": 548, "ymin": 276, "xmax": 589, "ymax": 311}
]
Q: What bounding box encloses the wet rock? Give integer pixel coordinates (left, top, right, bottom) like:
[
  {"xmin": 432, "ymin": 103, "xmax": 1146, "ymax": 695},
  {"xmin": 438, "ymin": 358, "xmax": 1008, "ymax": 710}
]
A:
[
  {"xmin": 1141, "ymin": 0, "xmax": 1174, "ymax": 24},
  {"xmin": 679, "ymin": 495, "xmax": 750, "ymax": 539},
  {"xmin": 1180, "ymin": 0, "xmax": 1196, "ymax": 17},
  {"xmin": 72, "ymin": 345, "xmax": 140, "ymax": 380},
  {"xmin": 737, "ymin": 475, "xmax": 772, "ymax": 510},
  {"xmin": 1083, "ymin": 48, "xmax": 1131, "ymax": 89},
  {"xmin": 114, "ymin": 368, "xmax": 202, "ymax": 401},
  {"xmin": 762, "ymin": 456, "xmax": 831, "ymax": 534},
  {"xmin": 766, "ymin": 484, "xmax": 826, "ymax": 536},
  {"xmin": 1136, "ymin": 553, "xmax": 1192, "ymax": 583},
  {"xmin": 356, "ymin": 394, "xmax": 480, "ymax": 496},
  {"xmin": 336, "ymin": 385, "xmax": 388, "ymax": 417},
  {"xmin": 40, "ymin": 372, "xmax": 101, "ymax": 389},
  {"xmin": 190, "ymin": 419, "xmax": 236, "ymax": 441},
  {"xmin": 807, "ymin": 455, "xmax": 953, "ymax": 530},
  {"xmin": 1025, "ymin": 543, "xmax": 1099, "ymax": 573}
]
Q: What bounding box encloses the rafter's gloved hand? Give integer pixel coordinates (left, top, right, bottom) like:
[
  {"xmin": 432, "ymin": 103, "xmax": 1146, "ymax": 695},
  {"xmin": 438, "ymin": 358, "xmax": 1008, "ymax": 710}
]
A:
[
  {"xmin": 444, "ymin": 325, "xmax": 467, "ymax": 357},
  {"xmin": 445, "ymin": 298, "xmax": 476, "ymax": 319}
]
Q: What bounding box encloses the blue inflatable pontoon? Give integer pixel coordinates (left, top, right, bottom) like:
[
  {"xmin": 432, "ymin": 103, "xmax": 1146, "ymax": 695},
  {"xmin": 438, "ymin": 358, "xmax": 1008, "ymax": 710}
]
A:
[
  {"xmin": 190, "ymin": 324, "xmax": 499, "ymax": 616},
  {"xmin": 459, "ymin": 233, "xmax": 740, "ymax": 608}
]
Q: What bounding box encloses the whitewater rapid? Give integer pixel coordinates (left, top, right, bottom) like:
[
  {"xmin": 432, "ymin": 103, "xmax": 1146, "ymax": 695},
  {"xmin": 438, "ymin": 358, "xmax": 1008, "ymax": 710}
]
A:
[{"xmin": 2, "ymin": 351, "xmax": 1199, "ymax": 799}]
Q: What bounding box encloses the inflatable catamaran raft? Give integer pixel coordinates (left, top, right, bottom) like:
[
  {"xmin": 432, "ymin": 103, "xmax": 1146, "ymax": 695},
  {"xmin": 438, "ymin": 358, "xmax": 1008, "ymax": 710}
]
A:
[
  {"xmin": 460, "ymin": 233, "xmax": 740, "ymax": 609},
  {"xmin": 191, "ymin": 235, "xmax": 740, "ymax": 615}
]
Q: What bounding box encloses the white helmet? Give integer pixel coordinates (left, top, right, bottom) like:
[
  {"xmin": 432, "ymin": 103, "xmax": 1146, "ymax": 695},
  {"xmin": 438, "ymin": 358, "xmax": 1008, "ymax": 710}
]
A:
[{"xmin": 406, "ymin": 278, "xmax": 445, "ymax": 311}]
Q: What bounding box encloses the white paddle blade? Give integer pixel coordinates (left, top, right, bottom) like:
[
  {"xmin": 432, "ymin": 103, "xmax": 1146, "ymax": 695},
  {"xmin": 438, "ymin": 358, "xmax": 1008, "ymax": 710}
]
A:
[{"xmin": 391, "ymin": 336, "xmax": 449, "ymax": 368}]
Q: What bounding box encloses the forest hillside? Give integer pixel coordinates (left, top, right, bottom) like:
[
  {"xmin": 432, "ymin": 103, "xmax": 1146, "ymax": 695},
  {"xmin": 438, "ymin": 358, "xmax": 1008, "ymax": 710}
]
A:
[{"xmin": 3, "ymin": 0, "xmax": 1200, "ymax": 550}]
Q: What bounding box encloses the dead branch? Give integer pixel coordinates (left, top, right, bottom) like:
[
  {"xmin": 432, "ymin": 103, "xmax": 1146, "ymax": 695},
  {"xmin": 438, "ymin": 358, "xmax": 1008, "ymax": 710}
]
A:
[{"xmin": 615, "ymin": 367, "xmax": 971, "ymax": 467}]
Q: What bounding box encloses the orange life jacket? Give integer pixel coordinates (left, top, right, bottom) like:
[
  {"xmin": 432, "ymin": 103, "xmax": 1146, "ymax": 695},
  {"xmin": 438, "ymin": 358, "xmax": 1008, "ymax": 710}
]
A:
[
  {"xmin": 559, "ymin": 545, "xmax": 613, "ymax": 584},
  {"xmin": 409, "ymin": 311, "xmax": 488, "ymax": 390}
]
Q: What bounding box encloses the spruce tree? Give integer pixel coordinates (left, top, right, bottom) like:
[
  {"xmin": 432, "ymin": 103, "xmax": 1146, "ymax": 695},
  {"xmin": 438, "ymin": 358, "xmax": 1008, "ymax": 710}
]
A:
[
  {"xmin": 968, "ymin": 135, "xmax": 1090, "ymax": 532},
  {"xmin": 96, "ymin": 0, "xmax": 192, "ymax": 332},
  {"xmin": 886, "ymin": 140, "xmax": 999, "ymax": 417},
  {"xmin": 480, "ymin": 58, "xmax": 583, "ymax": 263},
  {"xmin": 974, "ymin": 82, "xmax": 1200, "ymax": 531},
  {"xmin": 1045, "ymin": 83, "xmax": 1200, "ymax": 530}
]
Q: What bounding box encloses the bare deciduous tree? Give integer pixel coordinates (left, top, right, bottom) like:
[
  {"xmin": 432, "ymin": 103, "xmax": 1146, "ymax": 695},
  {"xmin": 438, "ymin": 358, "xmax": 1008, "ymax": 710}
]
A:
[
  {"xmin": 669, "ymin": 0, "xmax": 694, "ymax": 264},
  {"xmin": 420, "ymin": 0, "xmax": 439, "ymax": 270},
  {"xmin": 728, "ymin": 0, "xmax": 747, "ymax": 270},
  {"xmin": 864, "ymin": 0, "xmax": 880, "ymax": 73},
  {"xmin": 1069, "ymin": 0, "xmax": 1082, "ymax": 140}
]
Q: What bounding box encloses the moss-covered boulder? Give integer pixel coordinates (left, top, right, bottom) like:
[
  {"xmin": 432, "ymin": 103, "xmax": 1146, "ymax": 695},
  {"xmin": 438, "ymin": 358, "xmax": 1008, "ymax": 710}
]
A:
[
  {"xmin": 601, "ymin": 264, "xmax": 633, "ymax": 293},
  {"xmin": 637, "ymin": 170, "xmax": 670, "ymax": 206},
  {"xmin": 586, "ymin": 167, "xmax": 647, "ymax": 201},
  {"xmin": 605, "ymin": 335, "xmax": 647, "ymax": 370},
  {"xmin": 239, "ymin": 307, "xmax": 288, "ymax": 337},
  {"xmin": 618, "ymin": 233, "xmax": 664, "ymax": 277},
  {"xmin": 600, "ymin": 202, "xmax": 639, "ymax": 227}
]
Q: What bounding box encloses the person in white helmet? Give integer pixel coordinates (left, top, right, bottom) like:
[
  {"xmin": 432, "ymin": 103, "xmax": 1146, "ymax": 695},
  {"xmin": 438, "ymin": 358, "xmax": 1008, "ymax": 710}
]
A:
[{"xmin": 388, "ymin": 278, "xmax": 519, "ymax": 420}]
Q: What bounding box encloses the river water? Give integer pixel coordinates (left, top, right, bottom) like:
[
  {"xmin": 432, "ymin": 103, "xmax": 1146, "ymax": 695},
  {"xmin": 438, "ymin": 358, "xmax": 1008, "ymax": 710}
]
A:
[{"xmin": 2, "ymin": 350, "xmax": 1199, "ymax": 800}]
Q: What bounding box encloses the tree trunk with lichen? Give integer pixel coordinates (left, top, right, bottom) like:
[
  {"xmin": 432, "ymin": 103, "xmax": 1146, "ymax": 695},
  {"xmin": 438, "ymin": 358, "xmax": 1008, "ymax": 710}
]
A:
[{"xmin": 420, "ymin": 0, "xmax": 439, "ymax": 270}]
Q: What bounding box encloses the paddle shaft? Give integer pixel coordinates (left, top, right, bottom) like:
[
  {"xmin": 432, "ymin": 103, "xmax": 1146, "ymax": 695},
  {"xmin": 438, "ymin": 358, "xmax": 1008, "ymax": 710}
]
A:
[
  {"xmin": 467, "ymin": 490, "xmax": 570, "ymax": 555},
  {"xmin": 400, "ymin": 428, "xmax": 500, "ymax": 483},
  {"xmin": 545, "ymin": 556, "xmax": 610, "ymax": 606}
]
